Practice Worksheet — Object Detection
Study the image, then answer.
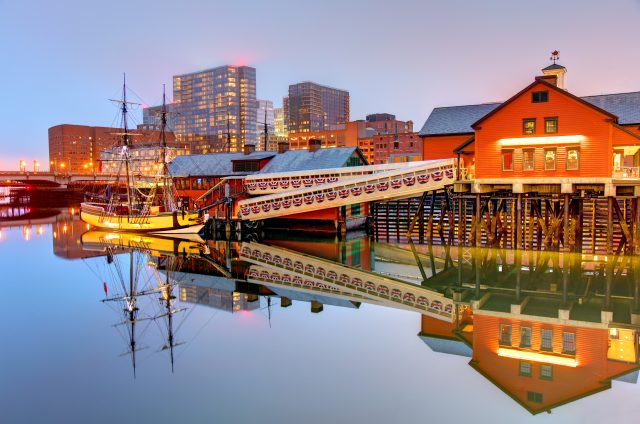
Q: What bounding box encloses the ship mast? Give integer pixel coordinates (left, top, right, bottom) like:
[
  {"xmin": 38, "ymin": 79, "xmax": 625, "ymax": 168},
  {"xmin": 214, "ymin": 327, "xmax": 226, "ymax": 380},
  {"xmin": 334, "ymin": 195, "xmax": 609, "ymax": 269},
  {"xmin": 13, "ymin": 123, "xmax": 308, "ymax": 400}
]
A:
[
  {"xmin": 158, "ymin": 85, "xmax": 176, "ymax": 211},
  {"xmin": 121, "ymin": 74, "xmax": 134, "ymax": 217}
]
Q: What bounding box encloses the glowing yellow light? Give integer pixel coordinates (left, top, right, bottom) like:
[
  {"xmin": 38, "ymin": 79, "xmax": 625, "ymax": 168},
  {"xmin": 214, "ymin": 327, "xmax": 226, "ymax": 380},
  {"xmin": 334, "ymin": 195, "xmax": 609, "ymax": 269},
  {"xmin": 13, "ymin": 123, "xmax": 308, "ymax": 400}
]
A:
[
  {"xmin": 497, "ymin": 348, "xmax": 578, "ymax": 367},
  {"xmin": 499, "ymin": 135, "xmax": 585, "ymax": 146}
]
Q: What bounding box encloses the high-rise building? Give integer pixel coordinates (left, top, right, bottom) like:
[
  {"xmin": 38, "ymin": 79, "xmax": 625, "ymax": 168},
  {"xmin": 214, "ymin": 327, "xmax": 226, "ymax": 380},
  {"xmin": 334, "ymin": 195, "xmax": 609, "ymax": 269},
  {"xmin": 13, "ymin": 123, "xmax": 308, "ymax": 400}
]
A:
[
  {"xmin": 256, "ymin": 99, "xmax": 274, "ymax": 150},
  {"xmin": 282, "ymin": 96, "xmax": 290, "ymax": 134},
  {"xmin": 142, "ymin": 103, "xmax": 177, "ymax": 131},
  {"xmin": 274, "ymin": 107, "xmax": 286, "ymax": 137},
  {"xmin": 173, "ymin": 65, "xmax": 257, "ymax": 154},
  {"xmin": 287, "ymin": 82, "xmax": 349, "ymax": 134}
]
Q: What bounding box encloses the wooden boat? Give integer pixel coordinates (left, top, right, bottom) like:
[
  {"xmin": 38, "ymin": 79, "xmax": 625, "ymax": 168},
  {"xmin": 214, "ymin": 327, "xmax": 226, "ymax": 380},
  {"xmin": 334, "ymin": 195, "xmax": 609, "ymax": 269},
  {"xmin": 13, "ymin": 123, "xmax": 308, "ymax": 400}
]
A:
[{"xmin": 81, "ymin": 78, "xmax": 204, "ymax": 234}]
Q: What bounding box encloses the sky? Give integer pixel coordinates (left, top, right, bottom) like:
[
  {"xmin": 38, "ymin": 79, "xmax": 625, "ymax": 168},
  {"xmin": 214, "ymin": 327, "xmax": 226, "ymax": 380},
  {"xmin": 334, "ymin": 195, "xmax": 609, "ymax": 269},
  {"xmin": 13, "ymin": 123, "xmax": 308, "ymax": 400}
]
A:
[{"xmin": 1, "ymin": 0, "xmax": 639, "ymax": 169}]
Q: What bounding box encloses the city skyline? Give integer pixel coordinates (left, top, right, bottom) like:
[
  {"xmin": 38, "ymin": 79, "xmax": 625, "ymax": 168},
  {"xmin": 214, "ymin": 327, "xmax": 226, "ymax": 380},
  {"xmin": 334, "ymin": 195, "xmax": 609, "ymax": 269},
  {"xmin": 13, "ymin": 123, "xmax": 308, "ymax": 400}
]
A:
[{"xmin": 2, "ymin": 0, "xmax": 640, "ymax": 169}]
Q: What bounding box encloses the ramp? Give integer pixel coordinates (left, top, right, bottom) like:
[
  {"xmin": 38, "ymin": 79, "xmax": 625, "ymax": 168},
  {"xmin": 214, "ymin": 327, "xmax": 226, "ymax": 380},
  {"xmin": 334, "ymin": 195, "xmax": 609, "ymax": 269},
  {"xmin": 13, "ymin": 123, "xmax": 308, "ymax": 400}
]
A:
[
  {"xmin": 239, "ymin": 242, "xmax": 456, "ymax": 322},
  {"xmin": 237, "ymin": 159, "xmax": 455, "ymax": 221}
]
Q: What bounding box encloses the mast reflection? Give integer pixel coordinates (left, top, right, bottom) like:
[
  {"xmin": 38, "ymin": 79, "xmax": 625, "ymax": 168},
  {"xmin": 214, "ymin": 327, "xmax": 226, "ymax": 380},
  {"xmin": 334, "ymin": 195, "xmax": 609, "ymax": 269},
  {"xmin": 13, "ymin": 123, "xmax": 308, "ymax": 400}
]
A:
[{"xmin": 74, "ymin": 228, "xmax": 639, "ymax": 413}]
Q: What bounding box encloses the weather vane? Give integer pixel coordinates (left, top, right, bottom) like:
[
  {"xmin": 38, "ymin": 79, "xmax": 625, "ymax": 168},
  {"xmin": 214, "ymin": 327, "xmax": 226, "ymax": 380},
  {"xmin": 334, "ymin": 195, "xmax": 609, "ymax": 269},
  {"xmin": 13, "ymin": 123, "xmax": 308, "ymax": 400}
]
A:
[{"xmin": 550, "ymin": 50, "xmax": 560, "ymax": 64}]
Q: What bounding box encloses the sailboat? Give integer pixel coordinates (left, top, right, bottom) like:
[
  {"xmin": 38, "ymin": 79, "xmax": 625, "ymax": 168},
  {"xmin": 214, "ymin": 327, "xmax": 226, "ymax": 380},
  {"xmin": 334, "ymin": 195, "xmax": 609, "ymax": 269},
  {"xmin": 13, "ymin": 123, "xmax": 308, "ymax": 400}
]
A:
[{"xmin": 80, "ymin": 77, "xmax": 204, "ymax": 234}]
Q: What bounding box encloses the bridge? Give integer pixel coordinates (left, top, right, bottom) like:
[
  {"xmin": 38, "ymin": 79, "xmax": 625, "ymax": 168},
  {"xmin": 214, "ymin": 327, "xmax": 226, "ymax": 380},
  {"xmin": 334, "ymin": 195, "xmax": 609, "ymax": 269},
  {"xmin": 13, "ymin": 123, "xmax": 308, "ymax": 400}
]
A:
[
  {"xmin": 0, "ymin": 171, "xmax": 121, "ymax": 187},
  {"xmin": 239, "ymin": 241, "xmax": 456, "ymax": 322},
  {"xmin": 236, "ymin": 159, "xmax": 455, "ymax": 221}
]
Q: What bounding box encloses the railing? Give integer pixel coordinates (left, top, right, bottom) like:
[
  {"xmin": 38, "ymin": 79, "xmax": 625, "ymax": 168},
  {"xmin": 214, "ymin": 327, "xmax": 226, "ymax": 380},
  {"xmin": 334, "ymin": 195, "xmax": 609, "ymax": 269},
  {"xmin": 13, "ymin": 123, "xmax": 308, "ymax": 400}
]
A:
[
  {"xmin": 240, "ymin": 242, "xmax": 456, "ymax": 321},
  {"xmin": 243, "ymin": 161, "xmax": 443, "ymax": 194},
  {"xmin": 613, "ymin": 167, "xmax": 640, "ymax": 179},
  {"xmin": 237, "ymin": 159, "xmax": 455, "ymax": 221}
]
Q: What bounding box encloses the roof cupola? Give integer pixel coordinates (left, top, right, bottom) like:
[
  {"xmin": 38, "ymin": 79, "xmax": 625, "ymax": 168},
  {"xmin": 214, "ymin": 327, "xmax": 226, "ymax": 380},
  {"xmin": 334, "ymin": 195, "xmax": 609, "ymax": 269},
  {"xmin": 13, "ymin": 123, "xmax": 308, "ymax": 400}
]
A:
[{"xmin": 542, "ymin": 50, "xmax": 567, "ymax": 90}]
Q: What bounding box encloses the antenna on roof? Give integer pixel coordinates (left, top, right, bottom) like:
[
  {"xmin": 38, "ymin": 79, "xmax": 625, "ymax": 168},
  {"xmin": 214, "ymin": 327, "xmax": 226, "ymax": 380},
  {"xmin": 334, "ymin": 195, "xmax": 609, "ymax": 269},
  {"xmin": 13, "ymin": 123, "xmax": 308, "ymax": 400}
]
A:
[{"xmin": 550, "ymin": 50, "xmax": 560, "ymax": 64}]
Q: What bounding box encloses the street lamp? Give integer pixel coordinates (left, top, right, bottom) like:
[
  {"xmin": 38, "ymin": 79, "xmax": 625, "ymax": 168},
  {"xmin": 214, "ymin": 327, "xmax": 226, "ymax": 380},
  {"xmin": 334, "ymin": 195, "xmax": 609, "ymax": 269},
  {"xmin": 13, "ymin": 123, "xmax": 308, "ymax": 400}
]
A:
[{"xmin": 34, "ymin": 161, "xmax": 40, "ymax": 173}]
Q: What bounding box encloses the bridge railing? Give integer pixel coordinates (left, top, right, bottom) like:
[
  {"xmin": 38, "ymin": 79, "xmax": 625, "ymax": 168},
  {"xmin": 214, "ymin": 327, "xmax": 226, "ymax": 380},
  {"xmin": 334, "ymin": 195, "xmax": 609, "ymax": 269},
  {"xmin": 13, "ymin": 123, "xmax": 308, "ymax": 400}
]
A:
[
  {"xmin": 237, "ymin": 159, "xmax": 455, "ymax": 221},
  {"xmin": 240, "ymin": 242, "xmax": 456, "ymax": 321},
  {"xmin": 243, "ymin": 162, "xmax": 434, "ymax": 195}
]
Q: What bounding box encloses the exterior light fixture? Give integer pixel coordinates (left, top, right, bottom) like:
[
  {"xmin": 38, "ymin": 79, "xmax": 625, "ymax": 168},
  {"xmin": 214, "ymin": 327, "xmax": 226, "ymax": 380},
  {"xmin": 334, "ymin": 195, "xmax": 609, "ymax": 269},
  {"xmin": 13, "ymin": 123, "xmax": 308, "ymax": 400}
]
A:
[
  {"xmin": 499, "ymin": 135, "xmax": 585, "ymax": 146},
  {"xmin": 497, "ymin": 347, "xmax": 578, "ymax": 367}
]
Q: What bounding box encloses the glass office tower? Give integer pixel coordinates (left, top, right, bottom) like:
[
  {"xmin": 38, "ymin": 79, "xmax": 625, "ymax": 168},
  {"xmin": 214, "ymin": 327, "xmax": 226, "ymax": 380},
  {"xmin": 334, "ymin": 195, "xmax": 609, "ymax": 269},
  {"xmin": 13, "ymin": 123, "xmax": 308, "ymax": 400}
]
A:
[
  {"xmin": 173, "ymin": 65, "xmax": 257, "ymax": 154},
  {"xmin": 287, "ymin": 81, "xmax": 349, "ymax": 134}
]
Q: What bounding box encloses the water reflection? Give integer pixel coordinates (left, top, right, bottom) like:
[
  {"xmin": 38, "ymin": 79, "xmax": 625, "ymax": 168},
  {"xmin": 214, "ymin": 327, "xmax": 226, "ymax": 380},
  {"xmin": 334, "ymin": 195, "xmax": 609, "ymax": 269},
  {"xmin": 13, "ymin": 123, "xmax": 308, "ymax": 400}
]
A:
[{"xmin": 33, "ymin": 212, "xmax": 640, "ymax": 415}]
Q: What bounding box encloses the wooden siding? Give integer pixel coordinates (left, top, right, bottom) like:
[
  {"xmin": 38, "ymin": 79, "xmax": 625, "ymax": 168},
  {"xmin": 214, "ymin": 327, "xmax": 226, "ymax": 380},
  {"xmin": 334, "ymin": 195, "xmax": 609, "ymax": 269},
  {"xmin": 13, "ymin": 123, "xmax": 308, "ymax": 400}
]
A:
[
  {"xmin": 474, "ymin": 81, "xmax": 615, "ymax": 179},
  {"xmin": 422, "ymin": 134, "xmax": 471, "ymax": 160},
  {"xmin": 612, "ymin": 125, "xmax": 640, "ymax": 146}
]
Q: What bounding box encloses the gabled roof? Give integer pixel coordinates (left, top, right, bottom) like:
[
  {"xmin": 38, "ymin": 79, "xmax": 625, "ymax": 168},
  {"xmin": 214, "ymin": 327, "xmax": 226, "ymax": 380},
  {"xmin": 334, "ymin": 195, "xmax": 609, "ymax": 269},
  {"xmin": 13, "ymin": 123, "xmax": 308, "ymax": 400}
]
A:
[
  {"xmin": 419, "ymin": 103, "xmax": 501, "ymax": 136},
  {"xmin": 258, "ymin": 147, "xmax": 366, "ymax": 174},
  {"xmin": 420, "ymin": 84, "xmax": 640, "ymax": 136},
  {"xmin": 168, "ymin": 152, "xmax": 276, "ymax": 177},
  {"xmin": 471, "ymin": 77, "xmax": 617, "ymax": 129}
]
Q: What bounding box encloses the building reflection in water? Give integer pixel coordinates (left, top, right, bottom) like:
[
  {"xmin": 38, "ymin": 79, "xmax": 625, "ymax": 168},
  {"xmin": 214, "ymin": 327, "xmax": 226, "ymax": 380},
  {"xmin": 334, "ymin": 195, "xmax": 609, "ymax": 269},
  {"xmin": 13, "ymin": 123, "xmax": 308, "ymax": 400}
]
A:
[
  {"xmin": 71, "ymin": 226, "xmax": 640, "ymax": 414},
  {"xmin": 416, "ymin": 244, "xmax": 640, "ymax": 414}
]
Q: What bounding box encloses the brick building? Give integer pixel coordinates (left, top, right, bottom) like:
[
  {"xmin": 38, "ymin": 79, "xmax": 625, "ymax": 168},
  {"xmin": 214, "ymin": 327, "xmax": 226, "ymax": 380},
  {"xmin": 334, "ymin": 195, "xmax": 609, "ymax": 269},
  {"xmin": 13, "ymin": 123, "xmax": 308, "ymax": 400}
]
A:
[
  {"xmin": 48, "ymin": 124, "xmax": 183, "ymax": 174},
  {"xmin": 287, "ymin": 114, "xmax": 419, "ymax": 164}
]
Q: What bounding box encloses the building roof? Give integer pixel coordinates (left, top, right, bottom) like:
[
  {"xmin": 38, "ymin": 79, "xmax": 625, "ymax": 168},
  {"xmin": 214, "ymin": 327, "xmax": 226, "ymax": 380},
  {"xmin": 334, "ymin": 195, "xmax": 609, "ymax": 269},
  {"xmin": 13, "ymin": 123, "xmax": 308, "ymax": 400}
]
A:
[
  {"xmin": 542, "ymin": 63, "xmax": 566, "ymax": 71},
  {"xmin": 420, "ymin": 90, "xmax": 640, "ymax": 136},
  {"xmin": 258, "ymin": 147, "xmax": 364, "ymax": 174},
  {"xmin": 168, "ymin": 147, "xmax": 364, "ymax": 177},
  {"xmin": 168, "ymin": 152, "xmax": 276, "ymax": 177},
  {"xmin": 418, "ymin": 103, "xmax": 501, "ymax": 136},
  {"xmin": 582, "ymin": 92, "xmax": 640, "ymax": 125},
  {"xmin": 418, "ymin": 334, "xmax": 472, "ymax": 357}
]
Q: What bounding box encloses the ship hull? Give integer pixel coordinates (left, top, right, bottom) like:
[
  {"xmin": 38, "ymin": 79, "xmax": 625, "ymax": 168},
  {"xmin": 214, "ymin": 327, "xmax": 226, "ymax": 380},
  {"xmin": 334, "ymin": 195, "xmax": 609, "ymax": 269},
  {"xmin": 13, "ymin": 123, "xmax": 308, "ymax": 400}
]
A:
[{"xmin": 80, "ymin": 203, "xmax": 204, "ymax": 234}]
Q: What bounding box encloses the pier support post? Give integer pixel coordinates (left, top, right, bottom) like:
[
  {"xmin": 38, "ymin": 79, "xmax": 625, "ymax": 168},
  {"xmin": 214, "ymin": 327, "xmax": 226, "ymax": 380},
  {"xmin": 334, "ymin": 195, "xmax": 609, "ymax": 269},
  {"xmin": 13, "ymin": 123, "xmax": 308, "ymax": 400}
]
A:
[
  {"xmin": 475, "ymin": 194, "xmax": 482, "ymax": 246},
  {"xmin": 457, "ymin": 196, "xmax": 465, "ymax": 246},
  {"xmin": 516, "ymin": 194, "xmax": 522, "ymax": 250},
  {"xmin": 635, "ymin": 198, "xmax": 640, "ymax": 255},
  {"xmin": 563, "ymin": 194, "xmax": 570, "ymax": 249},
  {"xmin": 607, "ymin": 197, "xmax": 614, "ymax": 255}
]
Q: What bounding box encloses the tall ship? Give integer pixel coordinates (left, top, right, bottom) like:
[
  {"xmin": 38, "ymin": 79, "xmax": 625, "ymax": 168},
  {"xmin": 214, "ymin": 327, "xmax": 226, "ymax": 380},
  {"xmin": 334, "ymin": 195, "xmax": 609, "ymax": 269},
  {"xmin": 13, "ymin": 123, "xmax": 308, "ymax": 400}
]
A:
[{"xmin": 80, "ymin": 77, "xmax": 204, "ymax": 234}]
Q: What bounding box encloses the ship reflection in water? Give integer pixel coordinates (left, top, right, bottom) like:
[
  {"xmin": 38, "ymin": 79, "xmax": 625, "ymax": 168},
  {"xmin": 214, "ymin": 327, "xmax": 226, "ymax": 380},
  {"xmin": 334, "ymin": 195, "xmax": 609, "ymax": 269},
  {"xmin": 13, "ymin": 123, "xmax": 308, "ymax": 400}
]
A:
[{"xmin": 43, "ymin": 211, "xmax": 640, "ymax": 415}]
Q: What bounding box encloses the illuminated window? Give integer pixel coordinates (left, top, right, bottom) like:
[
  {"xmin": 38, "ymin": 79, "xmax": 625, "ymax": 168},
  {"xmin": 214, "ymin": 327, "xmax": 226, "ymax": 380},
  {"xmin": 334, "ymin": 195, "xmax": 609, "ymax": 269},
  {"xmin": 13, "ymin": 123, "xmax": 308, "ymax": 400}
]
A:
[
  {"xmin": 544, "ymin": 148, "xmax": 556, "ymax": 170},
  {"xmin": 523, "ymin": 118, "xmax": 536, "ymax": 135},
  {"xmin": 520, "ymin": 327, "xmax": 532, "ymax": 347},
  {"xmin": 540, "ymin": 365, "xmax": 553, "ymax": 380},
  {"xmin": 523, "ymin": 148, "xmax": 535, "ymax": 171},
  {"xmin": 613, "ymin": 151, "xmax": 623, "ymax": 171},
  {"xmin": 562, "ymin": 332, "xmax": 576, "ymax": 354},
  {"xmin": 499, "ymin": 324, "xmax": 512, "ymax": 345},
  {"xmin": 566, "ymin": 148, "xmax": 580, "ymax": 170},
  {"xmin": 544, "ymin": 117, "xmax": 558, "ymax": 133},
  {"xmin": 541, "ymin": 329, "xmax": 553, "ymax": 351},
  {"xmin": 532, "ymin": 91, "xmax": 549, "ymax": 103},
  {"xmin": 519, "ymin": 361, "xmax": 532, "ymax": 377},
  {"xmin": 502, "ymin": 149, "xmax": 514, "ymax": 171}
]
